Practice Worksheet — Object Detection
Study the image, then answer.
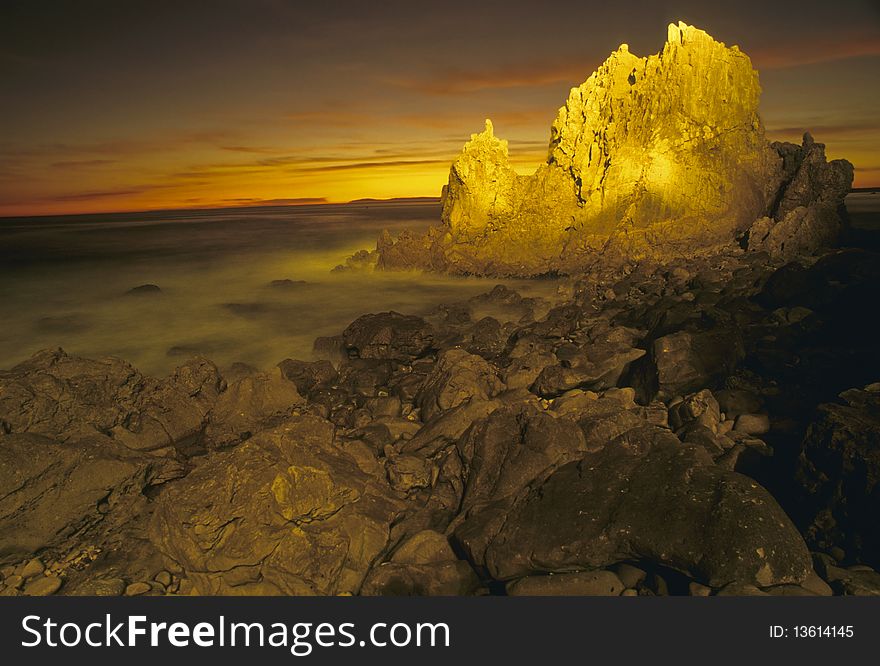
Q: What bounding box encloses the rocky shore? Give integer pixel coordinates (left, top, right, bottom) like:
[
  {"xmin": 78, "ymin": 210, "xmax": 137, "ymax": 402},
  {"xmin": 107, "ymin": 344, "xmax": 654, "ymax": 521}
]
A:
[
  {"xmin": 2, "ymin": 232, "xmax": 879, "ymax": 596},
  {"xmin": 1, "ymin": 21, "xmax": 876, "ymax": 598}
]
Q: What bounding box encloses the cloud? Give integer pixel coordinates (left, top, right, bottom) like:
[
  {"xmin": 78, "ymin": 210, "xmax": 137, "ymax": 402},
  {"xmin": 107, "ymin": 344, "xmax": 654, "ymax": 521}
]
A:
[
  {"xmin": 749, "ymin": 33, "xmax": 880, "ymax": 69},
  {"xmin": 50, "ymin": 158, "xmax": 119, "ymax": 169},
  {"xmin": 390, "ymin": 57, "xmax": 599, "ymax": 95}
]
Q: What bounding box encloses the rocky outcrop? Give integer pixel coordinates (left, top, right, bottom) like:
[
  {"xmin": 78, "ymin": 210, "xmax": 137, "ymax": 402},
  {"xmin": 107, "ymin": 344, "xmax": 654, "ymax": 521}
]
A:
[
  {"xmin": 797, "ymin": 384, "xmax": 880, "ymax": 568},
  {"xmin": 374, "ymin": 23, "xmax": 852, "ymax": 276},
  {"xmin": 747, "ymin": 133, "xmax": 854, "ymax": 260},
  {"xmin": 0, "ymin": 349, "xmax": 224, "ymax": 455}
]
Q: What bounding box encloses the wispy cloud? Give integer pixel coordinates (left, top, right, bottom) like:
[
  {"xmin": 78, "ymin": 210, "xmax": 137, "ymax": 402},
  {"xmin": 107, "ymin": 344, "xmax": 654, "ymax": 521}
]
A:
[
  {"xmin": 749, "ymin": 33, "xmax": 880, "ymax": 69},
  {"xmin": 389, "ymin": 57, "xmax": 599, "ymax": 95}
]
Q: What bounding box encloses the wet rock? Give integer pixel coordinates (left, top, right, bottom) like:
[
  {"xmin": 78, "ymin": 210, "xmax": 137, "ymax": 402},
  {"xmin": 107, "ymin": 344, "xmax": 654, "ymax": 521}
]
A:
[
  {"xmin": 337, "ymin": 359, "xmax": 394, "ymax": 397},
  {"xmin": 612, "ymin": 563, "xmax": 647, "ymax": 589},
  {"xmin": 385, "ymin": 452, "xmax": 434, "ymax": 494},
  {"xmin": 390, "ymin": 530, "xmax": 457, "ymax": 565},
  {"xmin": 715, "ymin": 389, "xmax": 763, "ymax": 419},
  {"xmin": 0, "ymin": 350, "xmax": 225, "ymax": 454},
  {"xmin": 20, "ymin": 558, "xmax": 45, "ymax": 580},
  {"xmin": 456, "ymin": 430, "xmax": 811, "ymax": 587},
  {"xmin": 820, "ymin": 566, "xmax": 880, "ymax": 596},
  {"xmin": 507, "ymin": 570, "xmax": 624, "ymax": 596},
  {"xmin": 530, "ymin": 344, "xmax": 645, "ymax": 398},
  {"xmin": 416, "ymin": 349, "xmax": 504, "ymax": 422},
  {"xmin": 668, "ymin": 389, "xmax": 721, "ymax": 432},
  {"xmin": 342, "ymin": 312, "xmax": 434, "ymax": 361},
  {"xmin": 400, "ymin": 398, "xmax": 502, "ymax": 457}
]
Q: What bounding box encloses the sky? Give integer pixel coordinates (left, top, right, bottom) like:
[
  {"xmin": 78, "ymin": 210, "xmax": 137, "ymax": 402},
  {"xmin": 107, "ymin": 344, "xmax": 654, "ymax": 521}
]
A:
[{"xmin": 1, "ymin": 0, "xmax": 878, "ymax": 217}]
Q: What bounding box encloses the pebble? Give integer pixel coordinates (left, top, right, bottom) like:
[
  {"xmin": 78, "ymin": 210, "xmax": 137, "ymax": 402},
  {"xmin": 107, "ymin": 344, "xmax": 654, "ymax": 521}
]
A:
[
  {"xmin": 124, "ymin": 582, "xmax": 152, "ymax": 596},
  {"xmin": 154, "ymin": 570, "xmax": 172, "ymax": 587},
  {"xmin": 20, "ymin": 558, "xmax": 45, "ymax": 580},
  {"xmin": 621, "ymin": 589, "xmax": 638, "ymax": 596},
  {"xmin": 801, "ymin": 571, "xmax": 833, "ymax": 596},
  {"xmin": 5, "ymin": 574, "xmax": 23, "ymax": 590},
  {"xmin": 716, "ymin": 583, "xmax": 769, "ymax": 596},
  {"xmin": 647, "ymin": 573, "xmax": 668, "ymax": 596},
  {"xmin": 612, "ymin": 563, "xmax": 647, "ymax": 589},
  {"xmin": 688, "ymin": 582, "xmax": 712, "ymax": 596},
  {"xmin": 23, "ymin": 575, "xmax": 62, "ymax": 596},
  {"xmin": 733, "ymin": 413, "xmax": 770, "ymax": 435}
]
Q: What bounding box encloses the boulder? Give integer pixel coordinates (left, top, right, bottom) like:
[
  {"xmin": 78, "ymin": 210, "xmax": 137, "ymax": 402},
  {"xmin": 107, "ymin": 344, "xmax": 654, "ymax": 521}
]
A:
[
  {"xmin": 277, "ymin": 359, "xmax": 338, "ymax": 395},
  {"xmin": 149, "ymin": 416, "xmax": 406, "ymax": 595},
  {"xmin": 456, "ymin": 404, "xmax": 588, "ymax": 510},
  {"xmin": 637, "ymin": 328, "xmax": 744, "ymax": 400},
  {"xmin": 416, "ymin": 349, "xmax": 504, "ymax": 421},
  {"xmin": 203, "ymin": 368, "xmax": 304, "ymax": 450},
  {"xmin": 455, "ymin": 428, "xmax": 811, "ymax": 587},
  {"xmin": 530, "ymin": 343, "xmax": 645, "ymax": 398},
  {"xmin": 342, "ymin": 312, "xmax": 434, "ymax": 361}
]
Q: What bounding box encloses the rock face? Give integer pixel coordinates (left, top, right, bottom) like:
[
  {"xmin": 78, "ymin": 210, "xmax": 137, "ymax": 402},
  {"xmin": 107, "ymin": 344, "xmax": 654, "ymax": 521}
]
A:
[
  {"xmin": 375, "ymin": 23, "xmax": 852, "ymax": 276},
  {"xmin": 797, "ymin": 385, "xmax": 880, "ymax": 568},
  {"xmin": 149, "ymin": 416, "xmax": 407, "ymax": 595},
  {"xmin": 0, "ymin": 349, "xmax": 224, "ymax": 454},
  {"xmin": 747, "ymin": 133, "xmax": 854, "ymax": 260},
  {"xmin": 455, "ymin": 430, "xmax": 812, "ymax": 588}
]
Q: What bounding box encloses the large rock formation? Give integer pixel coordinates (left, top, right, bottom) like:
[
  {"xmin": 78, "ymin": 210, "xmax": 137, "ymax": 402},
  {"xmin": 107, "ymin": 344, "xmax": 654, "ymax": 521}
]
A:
[{"xmin": 376, "ymin": 22, "xmax": 853, "ymax": 276}]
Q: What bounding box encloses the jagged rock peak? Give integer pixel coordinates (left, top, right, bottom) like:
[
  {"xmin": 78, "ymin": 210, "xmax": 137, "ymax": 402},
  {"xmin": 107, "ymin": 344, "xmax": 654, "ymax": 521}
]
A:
[{"xmin": 375, "ymin": 22, "xmax": 852, "ymax": 277}]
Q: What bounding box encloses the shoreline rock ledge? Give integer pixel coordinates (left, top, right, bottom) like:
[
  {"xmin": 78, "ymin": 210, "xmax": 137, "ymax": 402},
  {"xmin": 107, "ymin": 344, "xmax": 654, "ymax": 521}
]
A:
[{"xmin": 374, "ymin": 22, "xmax": 853, "ymax": 277}]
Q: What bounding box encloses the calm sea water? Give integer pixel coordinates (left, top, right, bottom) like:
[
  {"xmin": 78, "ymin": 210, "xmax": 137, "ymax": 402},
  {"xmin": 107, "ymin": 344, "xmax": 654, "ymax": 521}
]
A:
[{"xmin": 0, "ymin": 200, "xmax": 557, "ymax": 376}]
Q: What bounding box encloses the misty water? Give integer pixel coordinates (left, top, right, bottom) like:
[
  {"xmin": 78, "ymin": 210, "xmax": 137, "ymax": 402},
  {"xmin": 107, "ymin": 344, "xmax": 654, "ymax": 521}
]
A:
[
  {"xmin": 3, "ymin": 194, "xmax": 877, "ymax": 378},
  {"xmin": 0, "ymin": 200, "xmax": 560, "ymax": 376}
]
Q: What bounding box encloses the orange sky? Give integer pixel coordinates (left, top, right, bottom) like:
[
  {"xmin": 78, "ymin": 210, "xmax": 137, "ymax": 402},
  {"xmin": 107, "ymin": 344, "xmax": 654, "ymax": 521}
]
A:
[{"xmin": 1, "ymin": 0, "xmax": 878, "ymax": 217}]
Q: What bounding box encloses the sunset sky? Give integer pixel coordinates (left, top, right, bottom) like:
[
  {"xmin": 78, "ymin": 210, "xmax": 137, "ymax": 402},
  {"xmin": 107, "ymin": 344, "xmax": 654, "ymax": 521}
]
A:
[{"xmin": 1, "ymin": 0, "xmax": 878, "ymax": 217}]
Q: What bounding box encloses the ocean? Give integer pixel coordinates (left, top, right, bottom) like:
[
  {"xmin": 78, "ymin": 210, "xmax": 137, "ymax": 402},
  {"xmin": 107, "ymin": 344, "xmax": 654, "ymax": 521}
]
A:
[{"xmin": 0, "ymin": 200, "xmax": 557, "ymax": 376}]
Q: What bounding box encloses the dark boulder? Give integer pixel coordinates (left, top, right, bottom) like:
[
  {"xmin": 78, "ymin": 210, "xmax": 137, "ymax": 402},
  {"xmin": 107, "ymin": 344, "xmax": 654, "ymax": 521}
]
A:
[
  {"xmin": 342, "ymin": 312, "xmax": 434, "ymax": 361},
  {"xmin": 455, "ymin": 428, "xmax": 811, "ymax": 588}
]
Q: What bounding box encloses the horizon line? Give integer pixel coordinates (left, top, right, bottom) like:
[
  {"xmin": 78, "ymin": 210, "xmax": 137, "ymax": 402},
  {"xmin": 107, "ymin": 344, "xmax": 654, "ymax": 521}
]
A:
[{"xmin": 0, "ymin": 195, "xmax": 444, "ymax": 221}]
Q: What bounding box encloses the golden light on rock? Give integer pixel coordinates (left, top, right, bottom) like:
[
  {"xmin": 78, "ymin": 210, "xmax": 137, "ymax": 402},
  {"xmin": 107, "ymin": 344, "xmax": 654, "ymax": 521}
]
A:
[{"xmin": 377, "ymin": 22, "xmax": 854, "ymax": 276}]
